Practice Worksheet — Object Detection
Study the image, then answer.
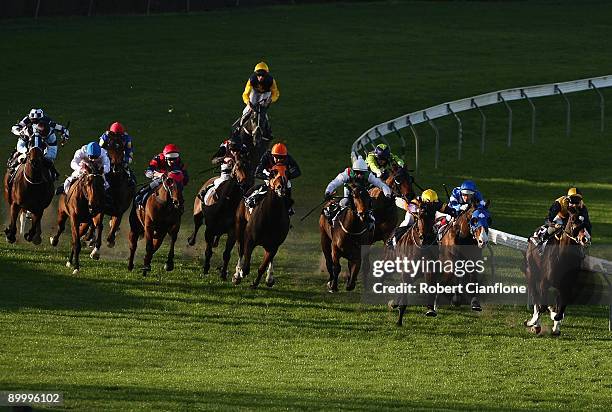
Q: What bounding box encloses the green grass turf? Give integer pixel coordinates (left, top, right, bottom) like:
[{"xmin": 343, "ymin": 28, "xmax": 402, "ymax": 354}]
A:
[{"xmin": 1, "ymin": 1, "xmax": 612, "ymax": 410}]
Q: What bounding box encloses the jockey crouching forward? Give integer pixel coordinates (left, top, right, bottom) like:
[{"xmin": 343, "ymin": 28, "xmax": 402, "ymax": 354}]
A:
[
  {"xmin": 244, "ymin": 143, "xmax": 300, "ymax": 215},
  {"xmin": 366, "ymin": 143, "xmax": 405, "ymax": 180},
  {"xmin": 201, "ymin": 135, "xmax": 250, "ymax": 204},
  {"xmin": 239, "ymin": 61, "xmax": 280, "ymax": 129},
  {"xmin": 98, "ymin": 121, "xmax": 136, "ymax": 185},
  {"xmin": 135, "ymin": 144, "xmax": 189, "ymax": 207},
  {"xmin": 323, "ymin": 156, "xmax": 392, "ymax": 224},
  {"xmin": 58, "ymin": 142, "xmax": 110, "ymax": 195},
  {"xmin": 448, "ymin": 180, "xmax": 487, "ymax": 216}
]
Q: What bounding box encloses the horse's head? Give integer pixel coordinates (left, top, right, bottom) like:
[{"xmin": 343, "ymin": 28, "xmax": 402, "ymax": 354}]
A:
[
  {"xmin": 106, "ymin": 133, "xmax": 125, "ymax": 167},
  {"xmin": 269, "ymin": 165, "xmax": 288, "ymax": 197},
  {"xmin": 27, "ymin": 133, "xmax": 46, "ymax": 162},
  {"xmin": 566, "ymin": 211, "xmax": 591, "ymax": 247},
  {"xmin": 387, "ymin": 165, "xmax": 413, "ymax": 200},
  {"xmin": 83, "ymin": 168, "xmax": 105, "ymax": 215},
  {"xmin": 412, "ymin": 199, "xmax": 438, "ymax": 245},
  {"xmin": 349, "ymin": 183, "xmax": 372, "ymax": 222},
  {"xmin": 231, "ymin": 157, "xmax": 249, "ymax": 185},
  {"xmin": 162, "ymin": 172, "xmax": 185, "ymax": 211},
  {"xmin": 469, "ymin": 207, "xmax": 491, "ymax": 248}
]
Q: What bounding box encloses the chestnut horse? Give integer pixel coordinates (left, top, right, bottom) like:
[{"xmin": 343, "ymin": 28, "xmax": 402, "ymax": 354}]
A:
[
  {"xmin": 232, "ymin": 164, "xmax": 290, "ymax": 288},
  {"xmin": 50, "ymin": 166, "xmax": 106, "ymax": 274},
  {"xmin": 3, "ymin": 134, "xmax": 54, "ymax": 245},
  {"xmin": 319, "ymin": 183, "xmax": 374, "ymax": 293},
  {"xmin": 103, "ymin": 132, "xmax": 136, "ymax": 248},
  {"xmin": 127, "ymin": 173, "xmax": 184, "ymax": 277},
  {"xmin": 388, "ymin": 199, "xmax": 438, "ymax": 325},
  {"xmin": 523, "ymin": 211, "xmax": 591, "ymax": 336},
  {"xmin": 437, "ymin": 203, "xmax": 491, "ymax": 313},
  {"xmin": 187, "ymin": 158, "xmax": 249, "ymax": 279}
]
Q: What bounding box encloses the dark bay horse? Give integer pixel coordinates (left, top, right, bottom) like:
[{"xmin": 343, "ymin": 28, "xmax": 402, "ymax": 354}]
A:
[
  {"xmin": 127, "ymin": 173, "xmax": 184, "ymax": 277},
  {"xmin": 234, "ymin": 101, "xmax": 271, "ymax": 175},
  {"xmin": 369, "ymin": 165, "xmax": 415, "ymax": 243},
  {"xmin": 3, "ymin": 134, "xmax": 54, "ymax": 245},
  {"xmin": 438, "ymin": 204, "xmax": 491, "ymax": 312},
  {"xmin": 388, "ymin": 199, "xmax": 438, "ymax": 325},
  {"xmin": 232, "ymin": 164, "xmax": 290, "ymax": 288},
  {"xmin": 50, "ymin": 166, "xmax": 106, "ymax": 274},
  {"xmin": 319, "ymin": 184, "xmax": 374, "ymax": 293},
  {"xmin": 523, "ymin": 211, "xmax": 591, "ymax": 336},
  {"xmin": 103, "ymin": 132, "xmax": 135, "ymax": 248},
  {"xmin": 187, "ymin": 158, "xmax": 249, "ymax": 279}
]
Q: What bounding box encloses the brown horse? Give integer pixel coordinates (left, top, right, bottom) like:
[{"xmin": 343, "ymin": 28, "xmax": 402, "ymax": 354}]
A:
[
  {"xmin": 523, "ymin": 211, "xmax": 591, "ymax": 336},
  {"xmin": 187, "ymin": 158, "xmax": 249, "ymax": 279},
  {"xmin": 388, "ymin": 199, "xmax": 438, "ymax": 325},
  {"xmin": 127, "ymin": 173, "xmax": 184, "ymax": 277},
  {"xmin": 102, "ymin": 132, "xmax": 136, "ymax": 248},
  {"xmin": 50, "ymin": 166, "xmax": 106, "ymax": 274},
  {"xmin": 438, "ymin": 203, "xmax": 491, "ymax": 312},
  {"xmin": 320, "ymin": 183, "xmax": 374, "ymax": 293},
  {"xmin": 232, "ymin": 164, "xmax": 290, "ymax": 288},
  {"xmin": 3, "ymin": 134, "xmax": 54, "ymax": 245},
  {"xmin": 369, "ymin": 165, "xmax": 415, "ymax": 243}
]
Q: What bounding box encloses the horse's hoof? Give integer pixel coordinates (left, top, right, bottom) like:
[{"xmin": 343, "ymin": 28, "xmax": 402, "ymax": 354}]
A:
[
  {"xmin": 66, "ymin": 261, "xmax": 72, "ymax": 268},
  {"xmin": 142, "ymin": 270, "xmax": 149, "ymax": 277},
  {"xmin": 72, "ymin": 268, "xmax": 79, "ymax": 275},
  {"xmin": 127, "ymin": 263, "xmax": 134, "ymax": 272},
  {"xmin": 387, "ymin": 300, "xmax": 398, "ymax": 311},
  {"xmin": 203, "ymin": 265, "xmax": 210, "ymax": 275},
  {"xmin": 32, "ymin": 235, "xmax": 41, "ymax": 245},
  {"xmin": 232, "ymin": 275, "xmax": 241, "ymax": 285},
  {"xmin": 107, "ymin": 239, "xmax": 115, "ymax": 248},
  {"xmin": 24, "ymin": 233, "xmax": 32, "ymax": 242},
  {"xmin": 345, "ymin": 282, "xmax": 356, "ymax": 292},
  {"xmin": 164, "ymin": 262, "xmax": 174, "ymax": 272},
  {"xmin": 187, "ymin": 236, "xmax": 195, "ymax": 247},
  {"xmin": 553, "ymin": 313, "xmax": 563, "ymax": 322},
  {"xmin": 425, "ymin": 309, "xmax": 437, "ymax": 317},
  {"xmin": 249, "ymin": 282, "xmax": 259, "ymax": 289},
  {"xmin": 266, "ymin": 277, "xmax": 275, "ymax": 288},
  {"xmin": 471, "ymin": 302, "xmax": 482, "ymax": 312},
  {"xmin": 551, "ymin": 330, "xmax": 561, "ymax": 337},
  {"xmin": 530, "ymin": 325, "xmax": 542, "ymax": 335},
  {"xmin": 90, "ymin": 249, "xmax": 100, "ymax": 260},
  {"xmin": 396, "ymin": 321, "xmax": 403, "ymax": 327},
  {"xmin": 5, "ymin": 235, "xmax": 16, "ymax": 244},
  {"xmin": 220, "ymin": 273, "xmax": 227, "ymax": 281},
  {"xmin": 523, "ymin": 320, "xmax": 532, "ymax": 327}
]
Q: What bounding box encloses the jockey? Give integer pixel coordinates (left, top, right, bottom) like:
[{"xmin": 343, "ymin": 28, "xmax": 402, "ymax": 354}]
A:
[
  {"xmin": 324, "ymin": 156, "xmax": 391, "ymax": 209},
  {"xmin": 534, "ymin": 187, "xmax": 592, "ymax": 250},
  {"xmin": 59, "ymin": 142, "xmax": 110, "ymax": 195},
  {"xmin": 8, "ymin": 109, "xmax": 68, "ymax": 180},
  {"xmin": 239, "ymin": 61, "xmax": 280, "ymax": 127},
  {"xmin": 244, "ymin": 143, "xmax": 300, "ymax": 215},
  {"xmin": 135, "ymin": 144, "xmax": 189, "ymax": 206},
  {"xmin": 448, "ymin": 180, "xmax": 487, "ymax": 216},
  {"xmin": 366, "ymin": 143, "xmax": 405, "ymax": 180},
  {"xmin": 202, "ymin": 135, "xmax": 250, "ymax": 204},
  {"xmin": 98, "ymin": 122, "xmax": 134, "ymax": 166}
]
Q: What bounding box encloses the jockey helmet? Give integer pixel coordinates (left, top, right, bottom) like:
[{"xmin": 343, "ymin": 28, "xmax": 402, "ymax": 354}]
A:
[
  {"xmin": 29, "ymin": 108, "xmax": 45, "ymax": 121},
  {"xmin": 271, "ymin": 143, "xmax": 288, "ymax": 156},
  {"xmin": 421, "ymin": 189, "xmax": 439, "ymax": 203},
  {"xmin": 86, "ymin": 142, "xmax": 102, "ymax": 159},
  {"xmin": 228, "ymin": 135, "xmax": 242, "ymax": 151},
  {"xmin": 352, "ymin": 156, "xmax": 368, "ymax": 172},
  {"xmin": 567, "ymin": 187, "xmax": 583, "ymax": 205},
  {"xmin": 374, "ymin": 144, "xmax": 391, "ymax": 161},
  {"xmin": 109, "ymin": 122, "xmax": 125, "ymax": 135},
  {"xmin": 254, "ymin": 61, "xmax": 269, "ymax": 74},
  {"xmin": 163, "ymin": 144, "xmax": 180, "ymax": 159},
  {"xmin": 460, "ymin": 180, "xmax": 477, "ymax": 195}
]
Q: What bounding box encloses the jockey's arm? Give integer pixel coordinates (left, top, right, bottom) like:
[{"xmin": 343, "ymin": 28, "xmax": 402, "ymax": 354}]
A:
[
  {"xmin": 98, "ymin": 133, "xmax": 109, "ymax": 148},
  {"xmin": 391, "ymin": 153, "xmax": 405, "ymax": 167},
  {"xmin": 49, "ymin": 121, "xmax": 69, "ymax": 139},
  {"xmin": 102, "ymin": 152, "xmax": 111, "ymax": 174},
  {"xmin": 286, "ymin": 155, "xmax": 301, "ymax": 179},
  {"xmin": 71, "ymin": 148, "xmax": 86, "ymax": 171},
  {"xmin": 44, "ymin": 133, "xmax": 58, "ymax": 161},
  {"xmin": 242, "ymin": 80, "xmax": 252, "ymax": 105},
  {"xmin": 325, "ymin": 171, "xmax": 349, "ymax": 196},
  {"xmin": 368, "ymin": 173, "xmax": 392, "ymax": 197},
  {"xmin": 11, "ymin": 116, "xmax": 30, "ymax": 137},
  {"xmin": 365, "ymin": 153, "xmax": 382, "ymax": 176},
  {"xmin": 254, "ymin": 152, "xmax": 271, "ymax": 180},
  {"xmin": 547, "ymin": 201, "xmax": 562, "ymax": 223},
  {"xmin": 581, "ymin": 207, "xmax": 593, "ymax": 235},
  {"xmin": 270, "ymin": 79, "xmax": 280, "ymax": 103},
  {"xmin": 211, "ymin": 146, "xmax": 227, "ymax": 164}
]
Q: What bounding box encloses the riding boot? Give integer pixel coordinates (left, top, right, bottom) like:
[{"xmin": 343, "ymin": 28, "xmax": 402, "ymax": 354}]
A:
[
  {"xmin": 387, "ymin": 225, "xmax": 410, "ymax": 249},
  {"xmin": 55, "ymin": 185, "xmax": 64, "ymax": 196}
]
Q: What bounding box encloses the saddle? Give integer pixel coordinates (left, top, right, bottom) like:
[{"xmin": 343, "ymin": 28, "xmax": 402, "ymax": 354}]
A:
[{"xmin": 244, "ymin": 185, "xmax": 268, "ymax": 210}]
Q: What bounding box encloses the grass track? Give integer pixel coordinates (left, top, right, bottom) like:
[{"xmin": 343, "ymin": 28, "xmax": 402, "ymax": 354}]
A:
[{"xmin": 1, "ymin": 1, "xmax": 612, "ymax": 410}]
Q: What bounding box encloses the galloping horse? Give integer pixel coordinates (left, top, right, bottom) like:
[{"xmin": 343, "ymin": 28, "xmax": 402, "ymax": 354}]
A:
[
  {"xmin": 3, "ymin": 134, "xmax": 54, "ymax": 244},
  {"xmin": 523, "ymin": 211, "xmax": 591, "ymax": 336},
  {"xmin": 438, "ymin": 203, "xmax": 491, "ymax": 312},
  {"xmin": 187, "ymin": 157, "xmax": 249, "ymax": 279},
  {"xmin": 233, "ymin": 164, "xmax": 290, "ymax": 288},
  {"xmin": 388, "ymin": 199, "xmax": 438, "ymax": 325},
  {"xmin": 319, "ymin": 184, "xmax": 374, "ymax": 293},
  {"xmin": 369, "ymin": 165, "xmax": 415, "ymax": 243},
  {"xmin": 127, "ymin": 172, "xmax": 184, "ymax": 277},
  {"xmin": 50, "ymin": 165, "xmax": 106, "ymax": 274},
  {"xmin": 234, "ymin": 100, "xmax": 271, "ymax": 175},
  {"xmin": 102, "ymin": 132, "xmax": 136, "ymax": 248}
]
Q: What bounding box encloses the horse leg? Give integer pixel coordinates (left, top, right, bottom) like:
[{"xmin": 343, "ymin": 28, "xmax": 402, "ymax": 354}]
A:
[
  {"xmin": 524, "ymin": 304, "xmax": 543, "ymax": 334},
  {"xmin": 164, "ymin": 228, "xmax": 178, "ymax": 272},
  {"xmin": 89, "ymin": 215, "xmax": 103, "ymax": 260},
  {"xmin": 424, "ymin": 273, "xmax": 438, "ymax": 317},
  {"xmin": 469, "ymin": 270, "xmax": 482, "ymax": 311},
  {"xmin": 328, "ymin": 247, "xmax": 341, "ymax": 293},
  {"xmin": 50, "ymin": 206, "xmax": 68, "ymax": 246},
  {"xmin": 4, "ymin": 203, "xmax": 20, "ymax": 243},
  {"xmin": 320, "ymin": 230, "xmax": 334, "ymax": 285},
  {"xmin": 549, "ymin": 292, "xmax": 567, "ymax": 337},
  {"xmin": 142, "ymin": 225, "xmax": 154, "ymax": 277},
  {"xmin": 233, "ymin": 239, "xmax": 253, "ymax": 285},
  {"xmin": 346, "ymin": 257, "xmax": 361, "ymax": 292},
  {"xmin": 220, "ymin": 231, "xmax": 236, "ymax": 281},
  {"xmin": 202, "ymin": 229, "xmax": 214, "ymax": 275},
  {"xmin": 251, "ymin": 248, "xmax": 276, "ymax": 289},
  {"xmin": 70, "ymin": 215, "xmax": 81, "ymax": 274},
  {"xmin": 187, "ymin": 210, "xmax": 203, "ymax": 246},
  {"xmin": 106, "ymin": 215, "xmax": 121, "ymax": 248},
  {"xmin": 127, "ymin": 227, "xmax": 139, "ymax": 272},
  {"xmin": 24, "ymin": 211, "xmax": 40, "ymax": 244}
]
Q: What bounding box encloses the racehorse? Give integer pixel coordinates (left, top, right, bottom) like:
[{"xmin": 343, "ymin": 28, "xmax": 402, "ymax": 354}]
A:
[
  {"xmin": 50, "ymin": 165, "xmax": 106, "ymax": 274},
  {"xmin": 232, "ymin": 164, "xmax": 290, "ymax": 288},
  {"xmin": 234, "ymin": 100, "xmax": 271, "ymax": 175},
  {"xmin": 102, "ymin": 131, "xmax": 135, "ymax": 248},
  {"xmin": 3, "ymin": 134, "xmax": 54, "ymax": 245},
  {"xmin": 369, "ymin": 165, "xmax": 415, "ymax": 243},
  {"xmin": 438, "ymin": 203, "xmax": 491, "ymax": 312},
  {"xmin": 319, "ymin": 183, "xmax": 374, "ymax": 293},
  {"xmin": 523, "ymin": 211, "xmax": 591, "ymax": 336},
  {"xmin": 187, "ymin": 158, "xmax": 249, "ymax": 279},
  {"xmin": 387, "ymin": 199, "xmax": 438, "ymax": 326},
  {"xmin": 127, "ymin": 172, "xmax": 184, "ymax": 277}
]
